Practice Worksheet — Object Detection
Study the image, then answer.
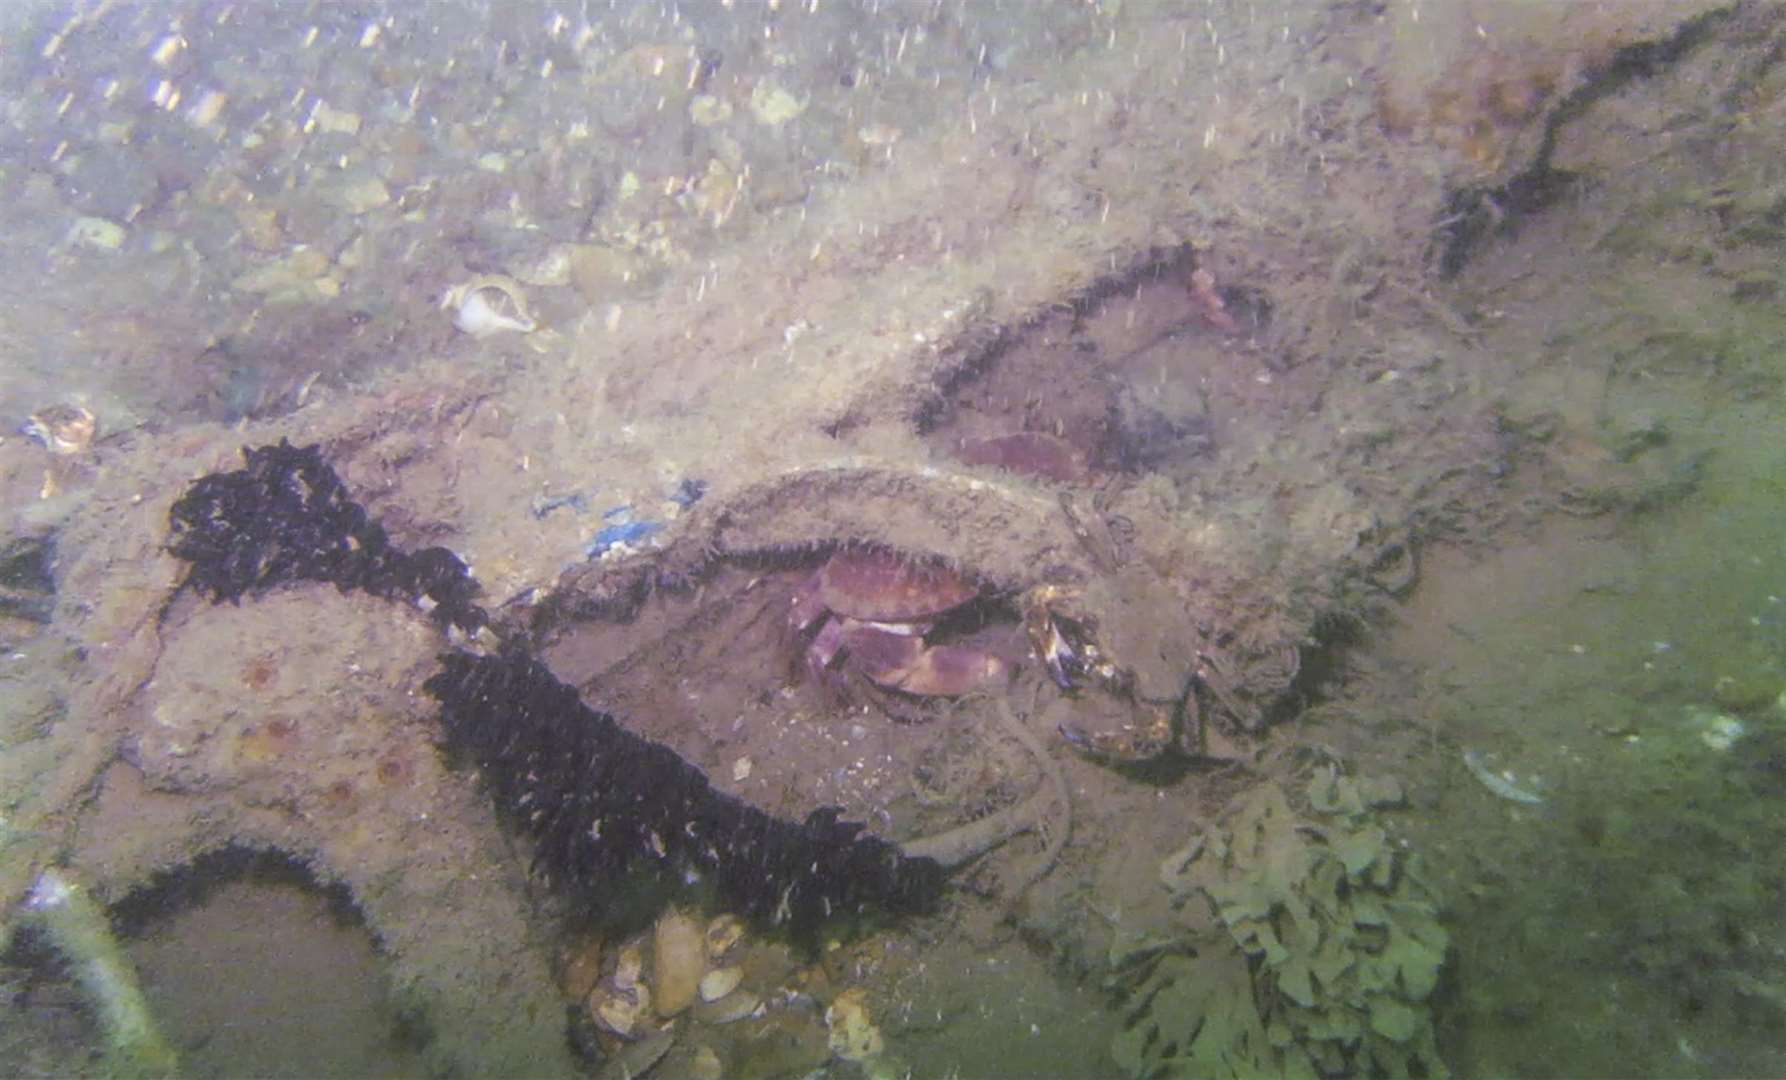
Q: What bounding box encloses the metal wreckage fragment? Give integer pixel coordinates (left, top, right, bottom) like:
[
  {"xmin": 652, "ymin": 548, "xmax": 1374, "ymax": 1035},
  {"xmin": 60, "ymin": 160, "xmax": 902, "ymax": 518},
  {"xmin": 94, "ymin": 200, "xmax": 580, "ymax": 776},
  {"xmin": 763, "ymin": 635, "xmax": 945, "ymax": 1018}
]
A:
[{"xmin": 165, "ymin": 440, "xmax": 944, "ymax": 942}]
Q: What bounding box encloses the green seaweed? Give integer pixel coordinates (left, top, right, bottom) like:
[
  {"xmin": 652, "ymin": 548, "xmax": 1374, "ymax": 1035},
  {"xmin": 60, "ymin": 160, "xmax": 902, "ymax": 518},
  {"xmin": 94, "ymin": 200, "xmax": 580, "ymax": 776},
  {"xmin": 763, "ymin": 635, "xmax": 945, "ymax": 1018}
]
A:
[
  {"xmin": 22, "ymin": 870, "xmax": 179, "ymax": 1079},
  {"xmin": 1112, "ymin": 772, "xmax": 1449, "ymax": 1079}
]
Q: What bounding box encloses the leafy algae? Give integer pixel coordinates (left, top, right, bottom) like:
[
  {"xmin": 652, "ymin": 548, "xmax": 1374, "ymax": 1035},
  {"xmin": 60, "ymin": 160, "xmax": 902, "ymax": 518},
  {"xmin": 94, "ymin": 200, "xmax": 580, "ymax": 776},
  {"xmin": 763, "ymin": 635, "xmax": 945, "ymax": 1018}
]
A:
[{"xmin": 1110, "ymin": 772, "xmax": 1448, "ymax": 1079}]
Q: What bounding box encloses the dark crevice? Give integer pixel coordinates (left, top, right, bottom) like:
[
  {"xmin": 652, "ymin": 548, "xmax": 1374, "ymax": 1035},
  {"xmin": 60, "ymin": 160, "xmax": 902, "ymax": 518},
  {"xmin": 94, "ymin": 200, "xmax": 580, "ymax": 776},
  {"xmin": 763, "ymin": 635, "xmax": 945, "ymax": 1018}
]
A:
[
  {"xmin": 911, "ymin": 245, "xmax": 1202, "ymax": 436},
  {"xmin": 1436, "ymin": 6, "xmax": 1735, "ymax": 278},
  {"xmin": 0, "ymin": 534, "xmax": 58, "ymax": 626}
]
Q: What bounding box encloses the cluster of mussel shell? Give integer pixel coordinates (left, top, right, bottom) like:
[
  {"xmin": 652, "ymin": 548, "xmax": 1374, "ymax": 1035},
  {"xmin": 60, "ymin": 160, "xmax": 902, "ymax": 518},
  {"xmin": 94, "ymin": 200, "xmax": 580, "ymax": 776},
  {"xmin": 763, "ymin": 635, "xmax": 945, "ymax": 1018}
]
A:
[
  {"xmin": 586, "ymin": 909, "xmax": 760, "ymax": 1038},
  {"xmin": 562, "ymin": 908, "xmax": 765, "ymax": 1078},
  {"xmin": 561, "ymin": 905, "xmax": 897, "ymax": 1078}
]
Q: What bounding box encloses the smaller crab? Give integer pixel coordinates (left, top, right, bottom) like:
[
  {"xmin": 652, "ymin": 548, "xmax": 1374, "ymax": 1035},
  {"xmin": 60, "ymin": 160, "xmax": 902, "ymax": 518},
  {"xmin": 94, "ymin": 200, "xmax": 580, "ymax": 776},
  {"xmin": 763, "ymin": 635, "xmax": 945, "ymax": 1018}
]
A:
[
  {"xmin": 1022, "ymin": 583, "xmax": 1180, "ymax": 761},
  {"xmin": 789, "ymin": 547, "xmax": 1009, "ymax": 700}
]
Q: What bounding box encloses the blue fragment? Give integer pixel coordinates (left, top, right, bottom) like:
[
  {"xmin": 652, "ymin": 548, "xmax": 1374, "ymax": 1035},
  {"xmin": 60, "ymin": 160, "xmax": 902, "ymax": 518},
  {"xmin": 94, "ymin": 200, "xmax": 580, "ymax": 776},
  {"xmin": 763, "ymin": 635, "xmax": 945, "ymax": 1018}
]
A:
[
  {"xmin": 669, "ymin": 478, "xmax": 707, "ymax": 508},
  {"xmin": 531, "ymin": 491, "xmax": 590, "ymax": 519},
  {"xmin": 602, "ymin": 503, "xmax": 634, "ymax": 522},
  {"xmin": 584, "ymin": 519, "xmax": 664, "ymax": 558}
]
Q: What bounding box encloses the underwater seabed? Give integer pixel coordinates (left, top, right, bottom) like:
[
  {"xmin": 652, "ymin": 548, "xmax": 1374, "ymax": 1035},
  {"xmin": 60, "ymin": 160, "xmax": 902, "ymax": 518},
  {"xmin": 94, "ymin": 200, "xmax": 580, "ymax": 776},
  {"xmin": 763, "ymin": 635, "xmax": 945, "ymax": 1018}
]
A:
[
  {"xmin": 1392, "ymin": 436, "xmax": 1786, "ymax": 1079},
  {"xmin": 9, "ymin": 1, "xmax": 1786, "ymax": 1077}
]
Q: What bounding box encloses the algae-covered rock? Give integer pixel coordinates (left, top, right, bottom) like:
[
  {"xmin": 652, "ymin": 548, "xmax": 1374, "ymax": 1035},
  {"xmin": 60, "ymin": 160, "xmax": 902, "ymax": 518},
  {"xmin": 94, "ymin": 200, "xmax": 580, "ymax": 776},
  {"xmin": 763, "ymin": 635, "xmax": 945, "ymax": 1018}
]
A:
[{"xmin": 1109, "ymin": 772, "xmax": 1449, "ymax": 1079}]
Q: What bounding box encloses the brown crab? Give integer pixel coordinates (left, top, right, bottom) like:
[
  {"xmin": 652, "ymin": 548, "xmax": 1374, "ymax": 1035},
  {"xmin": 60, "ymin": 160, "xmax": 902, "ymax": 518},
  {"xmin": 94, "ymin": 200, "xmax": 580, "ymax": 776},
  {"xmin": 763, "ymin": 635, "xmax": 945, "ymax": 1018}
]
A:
[
  {"xmin": 789, "ymin": 547, "xmax": 1009, "ymax": 699},
  {"xmin": 787, "ymin": 550, "xmax": 1202, "ymax": 762}
]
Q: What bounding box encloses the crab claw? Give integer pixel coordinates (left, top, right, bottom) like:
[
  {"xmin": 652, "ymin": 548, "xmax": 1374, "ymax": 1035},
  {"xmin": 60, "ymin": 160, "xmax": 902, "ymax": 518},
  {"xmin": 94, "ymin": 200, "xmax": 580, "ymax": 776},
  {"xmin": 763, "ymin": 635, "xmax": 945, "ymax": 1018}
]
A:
[
  {"xmin": 1024, "ymin": 584, "xmax": 1109, "ymax": 690},
  {"xmin": 1028, "ymin": 609, "xmax": 1113, "ymax": 691},
  {"xmin": 1034, "ymin": 617, "xmax": 1079, "ymax": 690},
  {"xmin": 889, "ymin": 645, "xmax": 1009, "ymax": 697},
  {"xmin": 1058, "ymin": 698, "xmax": 1175, "ymax": 761},
  {"xmin": 849, "ymin": 628, "xmax": 1008, "ymax": 696}
]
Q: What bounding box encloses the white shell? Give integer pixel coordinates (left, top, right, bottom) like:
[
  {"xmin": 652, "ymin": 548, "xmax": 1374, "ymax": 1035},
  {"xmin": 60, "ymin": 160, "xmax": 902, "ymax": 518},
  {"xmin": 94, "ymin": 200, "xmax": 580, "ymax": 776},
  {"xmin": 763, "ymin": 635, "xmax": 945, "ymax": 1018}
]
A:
[
  {"xmin": 590, "ymin": 981, "xmax": 651, "ymax": 1039},
  {"xmin": 454, "ymin": 288, "xmax": 536, "ymax": 337},
  {"xmin": 613, "ymin": 944, "xmax": 644, "ymax": 990},
  {"xmin": 652, "ymin": 907, "xmax": 706, "ymax": 1017},
  {"xmin": 699, "ymin": 966, "xmax": 742, "ymax": 1002},
  {"xmin": 704, "ymin": 914, "xmax": 745, "ymax": 959},
  {"xmin": 443, "ymin": 276, "xmax": 537, "ymax": 338},
  {"xmin": 826, "ymin": 988, "xmax": 884, "ymax": 1062},
  {"xmin": 692, "ymin": 988, "xmax": 760, "ymax": 1025}
]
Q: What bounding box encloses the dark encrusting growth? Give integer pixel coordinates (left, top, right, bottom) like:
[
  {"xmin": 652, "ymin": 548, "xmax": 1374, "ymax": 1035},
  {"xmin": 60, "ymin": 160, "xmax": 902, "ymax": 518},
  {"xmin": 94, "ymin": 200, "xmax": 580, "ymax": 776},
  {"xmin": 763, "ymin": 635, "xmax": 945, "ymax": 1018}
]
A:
[
  {"xmin": 168, "ymin": 439, "xmax": 487, "ymax": 634},
  {"xmin": 165, "ymin": 441, "xmax": 944, "ymax": 942},
  {"xmin": 427, "ymin": 650, "xmax": 943, "ymax": 935}
]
